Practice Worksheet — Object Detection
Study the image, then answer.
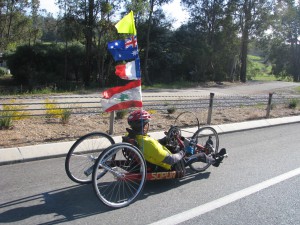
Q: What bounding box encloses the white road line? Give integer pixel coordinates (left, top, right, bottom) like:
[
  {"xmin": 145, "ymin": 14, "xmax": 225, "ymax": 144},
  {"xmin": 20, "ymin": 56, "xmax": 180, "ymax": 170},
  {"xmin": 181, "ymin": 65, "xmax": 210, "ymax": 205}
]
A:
[{"xmin": 149, "ymin": 167, "xmax": 300, "ymax": 225}]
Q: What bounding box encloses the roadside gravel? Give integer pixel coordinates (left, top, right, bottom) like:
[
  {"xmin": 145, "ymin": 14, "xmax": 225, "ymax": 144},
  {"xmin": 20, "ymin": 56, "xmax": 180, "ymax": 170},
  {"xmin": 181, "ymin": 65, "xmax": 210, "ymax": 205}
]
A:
[
  {"xmin": 1, "ymin": 81, "xmax": 300, "ymax": 149},
  {"xmin": 1, "ymin": 103, "xmax": 299, "ymax": 149}
]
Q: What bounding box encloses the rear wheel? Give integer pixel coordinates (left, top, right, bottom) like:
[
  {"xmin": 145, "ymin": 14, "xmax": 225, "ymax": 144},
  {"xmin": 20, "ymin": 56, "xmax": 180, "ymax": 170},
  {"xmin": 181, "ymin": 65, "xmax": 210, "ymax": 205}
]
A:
[
  {"xmin": 65, "ymin": 132, "xmax": 115, "ymax": 184},
  {"xmin": 93, "ymin": 143, "xmax": 147, "ymax": 208},
  {"xmin": 189, "ymin": 127, "xmax": 219, "ymax": 172}
]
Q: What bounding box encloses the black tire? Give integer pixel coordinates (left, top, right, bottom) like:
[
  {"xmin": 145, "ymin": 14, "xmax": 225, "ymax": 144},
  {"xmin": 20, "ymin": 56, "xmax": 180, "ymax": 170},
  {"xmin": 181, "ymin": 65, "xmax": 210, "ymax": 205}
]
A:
[
  {"xmin": 65, "ymin": 132, "xmax": 115, "ymax": 184},
  {"xmin": 93, "ymin": 143, "xmax": 147, "ymax": 208},
  {"xmin": 174, "ymin": 111, "xmax": 200, "ymax": 130},
  {"xmin": 189, "ymin": 127, "xmax": 219, "ymax": 172}
]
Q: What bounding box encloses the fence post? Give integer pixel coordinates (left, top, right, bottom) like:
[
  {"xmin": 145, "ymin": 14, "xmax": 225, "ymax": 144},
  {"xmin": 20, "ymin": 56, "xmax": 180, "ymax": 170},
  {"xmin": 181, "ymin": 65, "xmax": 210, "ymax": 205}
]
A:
[
  {"xmin": 266, "ymin": 92, "xmax": 273, "ymax": 118},
  {"xmin": 207, "ymin": 92, "xmax": 214, "ymax": 125},
  {"xmin": 109, "ymin": 111, "xmax": 115, "ymax": 135}
]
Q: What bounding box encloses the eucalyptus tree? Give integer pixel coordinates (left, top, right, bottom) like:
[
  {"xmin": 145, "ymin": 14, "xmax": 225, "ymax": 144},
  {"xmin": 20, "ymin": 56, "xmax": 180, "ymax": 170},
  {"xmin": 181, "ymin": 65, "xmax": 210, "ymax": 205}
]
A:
[
  {"xmin": 0, "ymin": 0, "xmax": 31, "ymax": 51},
  {"xmin": 269, "ymin": 0, "xmax": 300, "ymax": 81},
  {"xmin": 236, "ymin": 0, "xmax": 272, "ymax": 82},
  {"xmin": 137, "ymin": 8, "xmax": 175, "ymax": 83},
  {"xmin": 40, "ymin": 13, "xmax": 59, "ymax": 42},
  {"xmin": 56, "ymin": 0, "xmax": 81, "ymax": 81},
  {"xmin": 123, "ymin": 0, "xmax": 173, "ymax": 85},
  {"xmin": 29, "ymin": 0, "xmax": 41, "ymax": 45},
  {"xmin": 181, "ymin": 0, "xmax": 274, "ymax": 83},
  {"xmin": 181, "ymin": 0, "xmax": 240, "ymax": 82},
  {"xmin": 55, "ymin": 0, "xmax": 123, "ymax": 86},
  {"xmin": 95, "ymin": 1, "xmax": 121, "ymax": 87}
]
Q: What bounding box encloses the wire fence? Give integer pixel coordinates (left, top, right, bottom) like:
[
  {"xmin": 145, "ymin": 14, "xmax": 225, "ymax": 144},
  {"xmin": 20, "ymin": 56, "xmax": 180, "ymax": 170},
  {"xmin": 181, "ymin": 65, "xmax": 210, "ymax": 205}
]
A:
[{"xmin": 0, "ymin": 93, "xmax": 299, "ymax": 133}]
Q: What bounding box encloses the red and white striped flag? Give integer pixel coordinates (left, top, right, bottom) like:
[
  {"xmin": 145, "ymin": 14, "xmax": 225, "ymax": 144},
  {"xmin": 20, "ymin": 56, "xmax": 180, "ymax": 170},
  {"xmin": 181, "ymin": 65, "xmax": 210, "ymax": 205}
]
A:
[{"xmin": 101, "ymin": 80, "xmax": 142, "ymax": 112}]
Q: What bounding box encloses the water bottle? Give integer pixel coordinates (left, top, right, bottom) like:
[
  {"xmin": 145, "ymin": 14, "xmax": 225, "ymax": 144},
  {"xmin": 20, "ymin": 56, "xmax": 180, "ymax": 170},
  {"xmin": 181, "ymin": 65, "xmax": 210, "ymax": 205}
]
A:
[
  {"xmin": 186, "ymin": 145, "xmax": 194, "ymax": 155},
  {"xmin": 185, "ymin": 138, "xmax": 194, "ymax": 155}
]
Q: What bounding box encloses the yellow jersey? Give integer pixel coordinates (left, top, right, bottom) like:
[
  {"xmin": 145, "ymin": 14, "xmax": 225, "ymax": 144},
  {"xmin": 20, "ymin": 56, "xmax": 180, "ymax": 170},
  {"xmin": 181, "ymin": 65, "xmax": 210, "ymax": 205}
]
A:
[{"xmin": 135, "ymin": 134, "xmax": 172, "ymax": 170}]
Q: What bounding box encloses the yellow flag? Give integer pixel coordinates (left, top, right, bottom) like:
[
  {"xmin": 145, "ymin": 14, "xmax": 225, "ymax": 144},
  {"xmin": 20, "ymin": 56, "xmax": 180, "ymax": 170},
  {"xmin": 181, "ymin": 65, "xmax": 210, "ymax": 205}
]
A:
[{"xmin": 115, "ymin": 11, "xmax": 137, "ymax": 35}]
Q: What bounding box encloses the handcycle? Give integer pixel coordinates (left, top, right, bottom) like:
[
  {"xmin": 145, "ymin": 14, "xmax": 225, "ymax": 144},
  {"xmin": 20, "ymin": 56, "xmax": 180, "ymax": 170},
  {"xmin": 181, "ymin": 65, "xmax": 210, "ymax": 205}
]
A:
[{"xmin": 65, "ymin": 112, "xmax": 225, "ymax": 208}]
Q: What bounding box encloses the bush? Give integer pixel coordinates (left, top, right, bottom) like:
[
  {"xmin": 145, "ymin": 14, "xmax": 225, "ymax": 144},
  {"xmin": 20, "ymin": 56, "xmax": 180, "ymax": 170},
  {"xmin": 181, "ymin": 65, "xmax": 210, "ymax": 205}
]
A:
[
  {"xmin": 116, "ymin": 110, "xmax": 128, "ymax": 120},
  {"xmin": 0, "ymin": 115, "xmax": 13, "ymax": 129},
  {"xmin": 0, "ymin": 67, "xmax": 7, "ymax": 77},
  {"xmin": 167, "ymin": 106, "xmax": 176, "ymax": 114},
  {"xmin": 0, "ymin": 100, "xmax": 28, "ymax": 129},
  {"xmin": 6, "ymin": 43, "xmax": 85, "ymax": 88},
  {"xmin": 61, "ymin": 109, "xmax": 72, "ymax": 124},
  {"xmin": 148, "ymin": 109, "xmax": 157, "ymax": 114},
  {"xmin": 288, "ymin": 99, "xmax": 298, "ymax": 109},
  {"xmin": 44, "ymin": 99, "xmax": 72, "ymax": 124},
  {"xmin": 45, "ymin": 99, "xmax": 63, "ymax": 118}
]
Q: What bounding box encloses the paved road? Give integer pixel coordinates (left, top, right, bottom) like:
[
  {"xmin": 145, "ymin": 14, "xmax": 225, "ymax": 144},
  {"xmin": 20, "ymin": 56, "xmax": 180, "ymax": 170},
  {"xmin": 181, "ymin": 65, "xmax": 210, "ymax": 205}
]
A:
[
  {"xmin": 142, "ymin": 81, "xmax": 300, "ymax": 97},
  {"xmin": 1, "ymin": 123, "xmax": 300, "ymax": 224},
  {"xmin": 1, "ymin": 81, "xmax": 299, "ymax": 100}
]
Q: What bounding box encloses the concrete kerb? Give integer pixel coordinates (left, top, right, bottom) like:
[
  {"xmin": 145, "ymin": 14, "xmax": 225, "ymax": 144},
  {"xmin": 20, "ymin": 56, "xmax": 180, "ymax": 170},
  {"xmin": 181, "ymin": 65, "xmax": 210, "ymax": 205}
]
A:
[{"xmin": 1, "ymin": 115, "xmax": 300, "ymax": 166}]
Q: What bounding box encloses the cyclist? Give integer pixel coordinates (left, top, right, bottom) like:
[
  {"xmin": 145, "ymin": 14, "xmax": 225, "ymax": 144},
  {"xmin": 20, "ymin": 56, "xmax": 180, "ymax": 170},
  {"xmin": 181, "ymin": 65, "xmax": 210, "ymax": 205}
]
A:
[{"xmin": 125, "ymin": 110, "xmax": 226, "ymax": 175}]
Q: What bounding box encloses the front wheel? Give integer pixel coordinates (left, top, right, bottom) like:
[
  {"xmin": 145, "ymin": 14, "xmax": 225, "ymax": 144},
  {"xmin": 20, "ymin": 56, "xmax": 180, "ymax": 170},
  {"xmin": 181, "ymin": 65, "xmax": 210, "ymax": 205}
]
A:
[
  {"xmin": 93, "ymin": 143, "xmax": 147, "ymax": 208},
  {"xmin": 189, "ymin": 127, "xmax": 219, "ymax": 172},
  {"xmin": 65, "ymin": 132, "xmax": 115, "ymax": 184}
]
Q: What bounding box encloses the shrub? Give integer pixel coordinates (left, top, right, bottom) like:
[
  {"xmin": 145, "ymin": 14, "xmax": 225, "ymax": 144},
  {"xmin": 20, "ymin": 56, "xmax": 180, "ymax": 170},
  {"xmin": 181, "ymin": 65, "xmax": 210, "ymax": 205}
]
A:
[
  {"xmin": 0, "ymin": 67, "xmax": 7, "ymax": 77},
  {"xmin": 0, "ymin": 115, "xmax": 13, "ymax": 129},
  {"xmin": 61, "ymin": 109, "xmax": 72, "ymax": 124},
  {"xmin": 116, "ymin": 110, "xmax": 128, "ymax": 120},
  {"xmin": 167, "ymin": 106, "xmax": 176, "ymax": 114},
  {"xmin": 44, "ymin": 99, "xmax": 72, "ymax": 124},
  {"xmin": 148, "ymin": 109, "xmax": 157, "ymax": 114},
  {"xmin": 6, "ymin": 43, "xmax": 85, "ymax": 87},
  {"xmin": 0, "ymin": 100, "xmax": 28, "ymax": 129},
  {"xmin": 288, "ymin": 99, "xmax": 298, "ymax": 109},
  {"xmin": 45, "ymin": 99, "xmax": 62, "ymax": 118}
]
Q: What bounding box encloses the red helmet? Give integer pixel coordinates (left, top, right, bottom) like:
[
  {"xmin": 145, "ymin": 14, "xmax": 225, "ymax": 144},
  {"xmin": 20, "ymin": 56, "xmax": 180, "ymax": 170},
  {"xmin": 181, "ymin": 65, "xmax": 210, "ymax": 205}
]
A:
[{"xmin": 128, "ymin": 110, "xmax": 151, "ymax": 130}]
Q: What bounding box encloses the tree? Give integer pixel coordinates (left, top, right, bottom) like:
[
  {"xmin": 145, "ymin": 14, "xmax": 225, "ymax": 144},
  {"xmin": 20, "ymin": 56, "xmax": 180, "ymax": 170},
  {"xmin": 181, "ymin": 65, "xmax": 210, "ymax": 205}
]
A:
[
  {"xmin": 124, "ymin": 0, "xmax": 173, "ymax": 85},
  {"xmin": 57, "ymin": 0, "xmax": 80, "ymax": 82},
  {"xmin": 268, "ymin": 0, "xmax": 300, "ymax": 81},
  {"xmin": 138, "ymin": 8, "xmax": 176, "ymax": 83},
  {"xmin": 237, "ymin": 0, "xmax": 272, "ymax": 82},
  {"xmin": 0, "ymin": 0, "xmax": 31, "ymax": 51},
  {"xmin": 40, "ymin": 13, "xmax": 59, "ymax": 42},
  {"xmin": 29, "ymin": 0, "xmax": 41, "ymax": 45},
  {"xmin": 181, "ymin": 0, "xmax": 240, "ymax": 82}
]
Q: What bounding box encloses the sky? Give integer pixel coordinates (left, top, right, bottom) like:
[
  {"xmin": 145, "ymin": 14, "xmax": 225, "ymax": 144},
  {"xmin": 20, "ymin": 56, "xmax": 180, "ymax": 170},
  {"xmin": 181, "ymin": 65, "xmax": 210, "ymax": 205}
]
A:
[{"xmin": 39, "ymin": 0, "xmax": 189, "ymax": 29}]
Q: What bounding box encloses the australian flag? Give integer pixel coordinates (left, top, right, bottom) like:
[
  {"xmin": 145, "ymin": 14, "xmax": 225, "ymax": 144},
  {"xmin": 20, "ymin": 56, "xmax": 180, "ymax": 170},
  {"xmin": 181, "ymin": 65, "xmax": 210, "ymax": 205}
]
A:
[
  {"xmin": 125, "ymin": 36, "xmax": 138, "ymax": 49},
  {"xmin": 108, "ymin": 36, "xmax": 139, "ymax": 62}
]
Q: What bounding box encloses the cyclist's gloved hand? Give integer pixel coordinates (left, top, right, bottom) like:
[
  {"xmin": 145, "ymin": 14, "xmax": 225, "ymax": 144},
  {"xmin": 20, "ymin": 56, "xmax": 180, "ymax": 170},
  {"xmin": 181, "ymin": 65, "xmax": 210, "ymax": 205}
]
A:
[
  {"xmin": 179, "ymin": 150, "xmax": 185, "ymax": 157},
  {"xmin": 168, "ymin": 145, "xmax": 181, "ymax": 153}
]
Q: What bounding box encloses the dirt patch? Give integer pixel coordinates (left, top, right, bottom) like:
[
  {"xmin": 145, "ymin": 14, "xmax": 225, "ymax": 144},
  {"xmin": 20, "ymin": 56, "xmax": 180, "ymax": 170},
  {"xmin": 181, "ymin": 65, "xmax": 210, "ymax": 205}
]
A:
[{"xmin": 1, "ymin": 104, "xmax": 299, "ymax": 149}]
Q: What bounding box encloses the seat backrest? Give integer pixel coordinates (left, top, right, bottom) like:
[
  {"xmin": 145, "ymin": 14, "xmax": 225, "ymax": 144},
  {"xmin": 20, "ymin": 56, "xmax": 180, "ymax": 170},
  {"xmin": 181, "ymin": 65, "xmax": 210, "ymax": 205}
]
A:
[{"xmin": 122, "ymin": 136, "xmax": 139, "ymax": 148}]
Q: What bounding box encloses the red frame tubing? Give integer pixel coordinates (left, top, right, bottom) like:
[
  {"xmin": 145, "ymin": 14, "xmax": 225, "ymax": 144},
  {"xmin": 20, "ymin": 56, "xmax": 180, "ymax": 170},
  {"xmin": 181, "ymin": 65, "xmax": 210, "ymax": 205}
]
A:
[{"xmin": 122, "ymin": 171, "xmax": 180, "ymax": 181}]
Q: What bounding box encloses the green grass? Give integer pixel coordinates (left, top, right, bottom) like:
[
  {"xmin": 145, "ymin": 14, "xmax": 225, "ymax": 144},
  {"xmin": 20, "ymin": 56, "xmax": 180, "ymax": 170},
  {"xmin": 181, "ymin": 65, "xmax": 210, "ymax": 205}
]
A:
[
  {"xmin": 247, "ymin": 55, "xmax": 277, "ymax": 81},
  {"xmin": 247, "ymin": 55, "xmax": 294, "ymax": 82},
  {"xmin": 254, "ymin": 73, "xmax": 277, "ymax": 81},
  {"xmin": 294, "ymin": 86, "xmax": 300, "ymax": 94}
]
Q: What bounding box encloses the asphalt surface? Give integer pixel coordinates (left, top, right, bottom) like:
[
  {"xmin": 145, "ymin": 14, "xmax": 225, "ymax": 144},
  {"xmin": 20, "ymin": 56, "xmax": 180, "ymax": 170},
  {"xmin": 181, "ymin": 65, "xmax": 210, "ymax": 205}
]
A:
[
  {"xmin": 1, "ymin": 81, "xmax": 300, "ymax": 224},
  {"xmin": 1, "ymin": 115, "xmax": 300, "ymax": 166},
  {"xmin": 0, "ymin": 123, "xmax": 300, "ymax": 224}
]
